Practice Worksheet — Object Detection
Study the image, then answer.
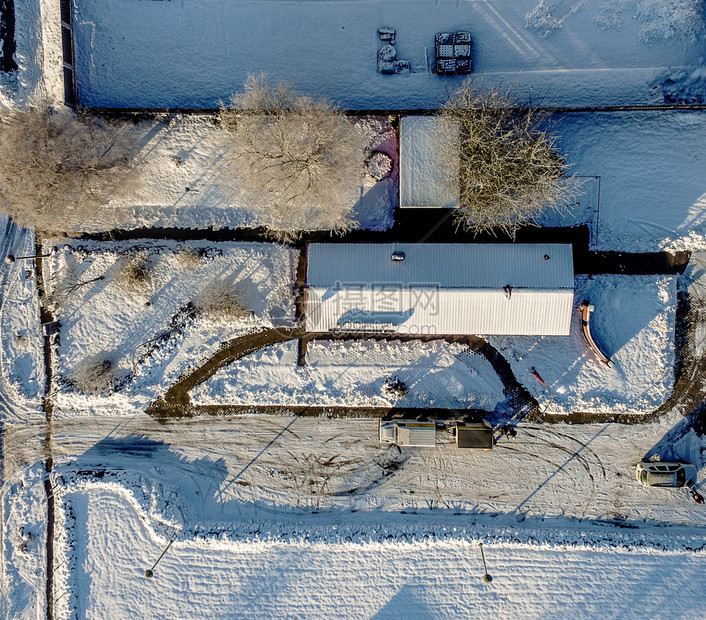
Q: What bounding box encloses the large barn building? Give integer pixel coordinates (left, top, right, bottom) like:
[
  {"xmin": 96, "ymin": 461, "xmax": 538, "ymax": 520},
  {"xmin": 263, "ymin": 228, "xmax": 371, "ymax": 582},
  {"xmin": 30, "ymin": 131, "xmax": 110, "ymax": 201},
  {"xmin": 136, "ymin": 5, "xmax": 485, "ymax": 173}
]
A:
[{"xmin": 305, "ymin": 243, "xmax": 574, "ymax": 336}]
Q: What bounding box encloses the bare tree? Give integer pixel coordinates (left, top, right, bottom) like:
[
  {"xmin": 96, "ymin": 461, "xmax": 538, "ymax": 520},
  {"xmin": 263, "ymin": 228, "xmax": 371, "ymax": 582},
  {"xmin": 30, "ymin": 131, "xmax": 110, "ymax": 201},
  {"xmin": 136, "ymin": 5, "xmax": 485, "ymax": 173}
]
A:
[
  {"xmin": 0, "ymin": 104, "xmax": 143, "ymax": 232},
  {"xmin": 195, "ymin": 278, "xmax": 250, "ymax": 321},
  {"xmin": 67, "ymin": 355, "xmax": 116, "ymax": 394},
  {"xmin": 219, "ymin": 74, "xmax": 367, "ymax": 238},
  {"xmin": 440, "ymin": 82, "xmax": 575, "ymax": 237}
]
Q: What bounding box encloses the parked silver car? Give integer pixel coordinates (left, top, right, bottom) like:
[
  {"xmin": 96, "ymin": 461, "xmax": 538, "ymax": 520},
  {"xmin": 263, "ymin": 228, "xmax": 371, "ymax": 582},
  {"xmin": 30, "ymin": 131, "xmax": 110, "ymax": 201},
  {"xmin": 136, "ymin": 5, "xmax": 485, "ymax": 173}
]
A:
[{"xmin": 635, "ymin": 461, "xmax": 697, "ymax": 488}]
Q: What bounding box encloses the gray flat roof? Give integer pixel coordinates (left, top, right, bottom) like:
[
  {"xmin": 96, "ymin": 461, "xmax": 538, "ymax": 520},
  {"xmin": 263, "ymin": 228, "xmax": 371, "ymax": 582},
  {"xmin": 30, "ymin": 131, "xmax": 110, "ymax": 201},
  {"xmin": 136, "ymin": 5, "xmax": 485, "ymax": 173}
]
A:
[
  {"xmin": 399, "ymin": 116, "xmax": 460, "ymax": 209},
  {"xmin": 307, "ymin": 243, "xmax": 574, "ymax": 290}
]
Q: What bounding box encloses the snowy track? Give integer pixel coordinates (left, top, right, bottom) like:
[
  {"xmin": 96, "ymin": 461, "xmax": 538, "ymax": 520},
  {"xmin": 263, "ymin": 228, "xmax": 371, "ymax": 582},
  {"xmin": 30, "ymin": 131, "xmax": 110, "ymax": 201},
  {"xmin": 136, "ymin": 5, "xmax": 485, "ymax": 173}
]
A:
[{"xmin": 0, "ymin": 216, "xmax": 44, "ymax": 423}]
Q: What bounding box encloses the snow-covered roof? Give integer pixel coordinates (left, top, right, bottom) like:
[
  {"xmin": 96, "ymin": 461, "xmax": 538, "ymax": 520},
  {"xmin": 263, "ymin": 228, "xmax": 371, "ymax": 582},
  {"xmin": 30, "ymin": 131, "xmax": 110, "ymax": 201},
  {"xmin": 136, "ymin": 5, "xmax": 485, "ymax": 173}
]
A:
[
  {"xmin": 399, "ymin": 116, "xmax": 460, "ymax": 208},
  {"xmin": 305, "ymin": 243, "xmax": 574, "ymax": 336}
]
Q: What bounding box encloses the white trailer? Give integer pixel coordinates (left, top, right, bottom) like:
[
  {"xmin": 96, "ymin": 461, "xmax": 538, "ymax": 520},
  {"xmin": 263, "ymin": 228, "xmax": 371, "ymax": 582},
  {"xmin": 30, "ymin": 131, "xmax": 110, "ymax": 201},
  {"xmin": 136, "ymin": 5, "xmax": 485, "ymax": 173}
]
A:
[{"xmin": 379, "ymin": 420, "xmax": 436, "ymax": 447}]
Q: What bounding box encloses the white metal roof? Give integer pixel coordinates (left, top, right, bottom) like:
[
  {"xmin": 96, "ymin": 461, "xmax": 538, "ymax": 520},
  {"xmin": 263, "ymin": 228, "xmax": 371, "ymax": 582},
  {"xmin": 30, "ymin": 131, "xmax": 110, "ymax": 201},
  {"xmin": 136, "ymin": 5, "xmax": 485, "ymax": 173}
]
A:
[
  {"xmin": 307, "ymin": 243, "xmax": 574, "ymax": 290},
  {"xmin": 305, "ymin": 243, "xmax": 574, "ymax": 336},
  {"xmin": 399, "ymin": 116, "xmax": 460, "ymax": 208}
]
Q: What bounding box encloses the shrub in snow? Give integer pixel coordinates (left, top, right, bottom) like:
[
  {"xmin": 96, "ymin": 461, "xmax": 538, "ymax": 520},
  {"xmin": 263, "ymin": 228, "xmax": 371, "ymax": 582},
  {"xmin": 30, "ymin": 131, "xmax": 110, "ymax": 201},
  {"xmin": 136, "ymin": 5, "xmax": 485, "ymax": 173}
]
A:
[
  {"xmin": 366, "ymin": 151, "xmax": 393, "ymax": 181},
  {"xmin": 525, "ymin": 4, "xmax": 563, "ymax": 37},
  {"xmin": 219, "ymin": 73, "xmax": 367, "ymax": 239},
  {"xmin": 115, "ymin": 254, "xmax": 152, "ymax": 293},
  {"xmin": 174, "ymin": 247, "xmax": 203, "ymax": 271},
  {"xmin": 382, "ymin": 376, "xmax": 408, "ymax": 399},
  {"xmin": 67, "ymin": 356, "xmax": 116, "ymax": 394},
  {"xmin": 635, "ymin": 0, "xmax": 705, "ymax": 43},
  {"xmin": 593, "ymin": 1, "xmax": 625, "ymax": 30},
  {"xmin": 195, "ymin": 278, "xmax": 249, "ymax": 321},
  {"xmin": 440, "ymin": 81, "xmax": 575, "ymax": 238},
  {"xmin": 0, "ymin": 104, "xmax": 145, "ymax": 233}
]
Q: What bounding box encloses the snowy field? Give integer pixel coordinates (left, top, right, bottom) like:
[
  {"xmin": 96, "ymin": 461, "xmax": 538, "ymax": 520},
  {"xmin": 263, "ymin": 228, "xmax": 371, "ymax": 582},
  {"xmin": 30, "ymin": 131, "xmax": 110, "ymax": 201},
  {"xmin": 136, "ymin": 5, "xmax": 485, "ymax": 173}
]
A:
[
  {"xmin": 52, "ymin": 485, "xmax": 706, "ymax": 620},
  {"xmin": 192, "ymin": 339, "xmax": 504, "ymax": 410},
  {"xmin": 490, "ymin": 275, "xmax": 677, "ymax": 415},
  {"xmin": 72, "ymin": 0, "xmax": 706, "ymax": 109},
  {"xmin": 43, "ymin": 239, "xmax": 298, "ymax": 416},
  {"xmin": 557, "ymin": 110, "xmax": 706, "ymax": 252}
]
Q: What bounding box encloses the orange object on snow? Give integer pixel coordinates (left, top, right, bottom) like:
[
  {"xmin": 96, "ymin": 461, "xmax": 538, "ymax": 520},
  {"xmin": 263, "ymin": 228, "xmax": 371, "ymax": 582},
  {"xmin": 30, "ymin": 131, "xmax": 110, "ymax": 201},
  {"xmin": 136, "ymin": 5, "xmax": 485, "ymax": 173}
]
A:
[{"xmin": 580, "ymin": 301, "xmax": 612, "ymax": 367}]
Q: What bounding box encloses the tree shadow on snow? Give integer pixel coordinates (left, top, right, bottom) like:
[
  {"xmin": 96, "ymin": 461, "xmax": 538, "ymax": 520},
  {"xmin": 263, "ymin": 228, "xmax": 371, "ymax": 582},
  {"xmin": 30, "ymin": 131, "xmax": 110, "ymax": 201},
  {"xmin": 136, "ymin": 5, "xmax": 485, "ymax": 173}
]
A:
[
  {"xmin": 71, "ymin": 435, "xmax": 233, "ymax": 521},
  {"xmin": 644, "ymin": 403, "xmax": 706, "ymax": 489}
]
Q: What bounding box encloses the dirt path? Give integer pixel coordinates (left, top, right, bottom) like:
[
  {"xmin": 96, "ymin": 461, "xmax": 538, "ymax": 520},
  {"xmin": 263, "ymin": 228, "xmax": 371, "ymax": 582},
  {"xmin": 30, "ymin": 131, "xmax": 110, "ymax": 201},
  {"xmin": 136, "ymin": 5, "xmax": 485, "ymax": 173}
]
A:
[
  {"xmin": 147, "ymin": 327, "xmax": 536, "ymax": 421},
  {"xmin": 79, "ymin": 221, "xmax": 689, "ymax": 277}
]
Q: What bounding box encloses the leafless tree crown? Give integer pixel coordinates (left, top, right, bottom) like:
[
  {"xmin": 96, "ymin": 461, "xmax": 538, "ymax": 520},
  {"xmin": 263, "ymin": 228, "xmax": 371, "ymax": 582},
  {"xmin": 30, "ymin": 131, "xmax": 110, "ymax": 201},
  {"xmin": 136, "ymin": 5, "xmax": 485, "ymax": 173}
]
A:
[
  {"xmin": 441, "ymin": 82, "xmax": 574, "ymax": 237},
  {"xmin": 195, "ymin": 278, "xmax": 250, "ymax": 321},
  {"xmin": 219, "ymin": 74, "xmax": 367, "ymax": 237},
  {"xmin": 0, "ymin": 105, "xmax": 143, "ymax": 233},
  {"xmin": 68, "ymin": 356, "xmax": 115, "ymax": 394}
]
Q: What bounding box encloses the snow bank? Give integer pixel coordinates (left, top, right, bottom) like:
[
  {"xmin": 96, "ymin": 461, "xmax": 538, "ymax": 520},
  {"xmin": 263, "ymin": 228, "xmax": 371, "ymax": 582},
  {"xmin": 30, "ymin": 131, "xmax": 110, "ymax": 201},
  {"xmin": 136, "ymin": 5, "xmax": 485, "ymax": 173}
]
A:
[
  {"xmin": 192, "ymin": 338, "xmax": 504, "ymax": 411},
  {"xmin": 489, "ymin": 275, "xmax": 676, "ymax": 415}
]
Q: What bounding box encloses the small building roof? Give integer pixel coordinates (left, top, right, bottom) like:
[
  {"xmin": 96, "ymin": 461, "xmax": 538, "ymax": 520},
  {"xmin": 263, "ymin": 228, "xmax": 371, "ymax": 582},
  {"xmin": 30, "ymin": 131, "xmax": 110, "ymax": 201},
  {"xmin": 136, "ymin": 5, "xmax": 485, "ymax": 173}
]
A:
[
  {"xmin": 456, "ymin": 424, "xmax": 494, "ymax": 449},
  {"xmin": 305, "ymin": 243, "xmax": 575, "ymax": 336},
  {"xmin": 399, "ymin": 116, "xmax": 460, "ymax": 209}
]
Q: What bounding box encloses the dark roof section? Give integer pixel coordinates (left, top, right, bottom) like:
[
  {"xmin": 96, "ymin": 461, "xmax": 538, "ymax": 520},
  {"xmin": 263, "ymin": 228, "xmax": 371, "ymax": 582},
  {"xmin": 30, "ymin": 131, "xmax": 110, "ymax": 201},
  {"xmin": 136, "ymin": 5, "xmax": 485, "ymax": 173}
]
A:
[{"xmin": 456, "ymin": 424, "xmax": 494, "ymax": 449}]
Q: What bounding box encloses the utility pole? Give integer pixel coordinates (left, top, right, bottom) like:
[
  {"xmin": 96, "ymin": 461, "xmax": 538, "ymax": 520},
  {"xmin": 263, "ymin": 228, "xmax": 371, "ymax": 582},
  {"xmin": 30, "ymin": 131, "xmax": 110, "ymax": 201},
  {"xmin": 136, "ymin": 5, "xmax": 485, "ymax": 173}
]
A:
[
  {"xmin": 144, "ymin": 537, "xmax": 176, "ymax": 579},
  {"xmin": 479, "ymin": 542, "xmax": 493, "ymax": 584}
]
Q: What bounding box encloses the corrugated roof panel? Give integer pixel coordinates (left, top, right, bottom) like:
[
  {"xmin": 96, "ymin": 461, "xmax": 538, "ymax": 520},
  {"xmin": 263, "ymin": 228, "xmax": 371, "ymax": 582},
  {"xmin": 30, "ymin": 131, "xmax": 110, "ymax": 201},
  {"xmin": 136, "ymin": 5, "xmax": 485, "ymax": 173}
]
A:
[
  {"xmin": 307, "ymin": 243, "xmax": 574, "ymax": 290},
  {"xmin": 399, "ymin": 116, "xmax": 460, "ymax": 208},
  {"xmin": 306, "ymin": 287, "xmax": 574, "ymax": 336},
  {"xmin": 305, "ymin": 243, "xmax": 574, "ymax": 336}
]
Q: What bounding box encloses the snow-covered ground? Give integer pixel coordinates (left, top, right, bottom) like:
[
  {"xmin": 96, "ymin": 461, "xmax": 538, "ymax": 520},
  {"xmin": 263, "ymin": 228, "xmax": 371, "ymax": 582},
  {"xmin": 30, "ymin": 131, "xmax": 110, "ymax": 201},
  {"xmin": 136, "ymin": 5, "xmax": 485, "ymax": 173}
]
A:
[
  {"xmin": 491, "ymin": 275, "xmax": 677, "ymax": 415},
  {"xmin": 0, "ymin": 216, "xmax": 44, "ymax": 424},
  {"xmin": 0, "ymin": 0, "xmax": 64, "ymax": 105},
  {"xmin": 192, "ymin": 274, "xmax": 676, "ymax": 416},
  {"xmin": 43, "ymin": 239, "xmax": 298, "ymax": 416},
  {"xmin": 0, "ymin": 463, "xmax": 46, "ymax": 620},
  {"xmin": 43, "ymin": 108, "xmax": 704, "ymax": 253},
  {"xmin": 72, "ymin": 0, "xmax": 706, "ymax": 109},
  {"xmin": 4, "ymin": 1, "xmax": 706, "ymax": 618},
  {"xmin": 52, "ymin": 484, "xmax": 706, "ymax": 620},
  {"xmin": 2, "ymin": 408, "xmax": 705, "ymax": 619},
  {"xmin": 95, "ymin": 114, "xmax": 398, "ymax": 233},
  {"xmin": 192, "ymin": 339, "xmax": 504, "ymax": 410},
  {"xmin": 557, "ymin": 110, "xmax": 706, "ymax": 252}
]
